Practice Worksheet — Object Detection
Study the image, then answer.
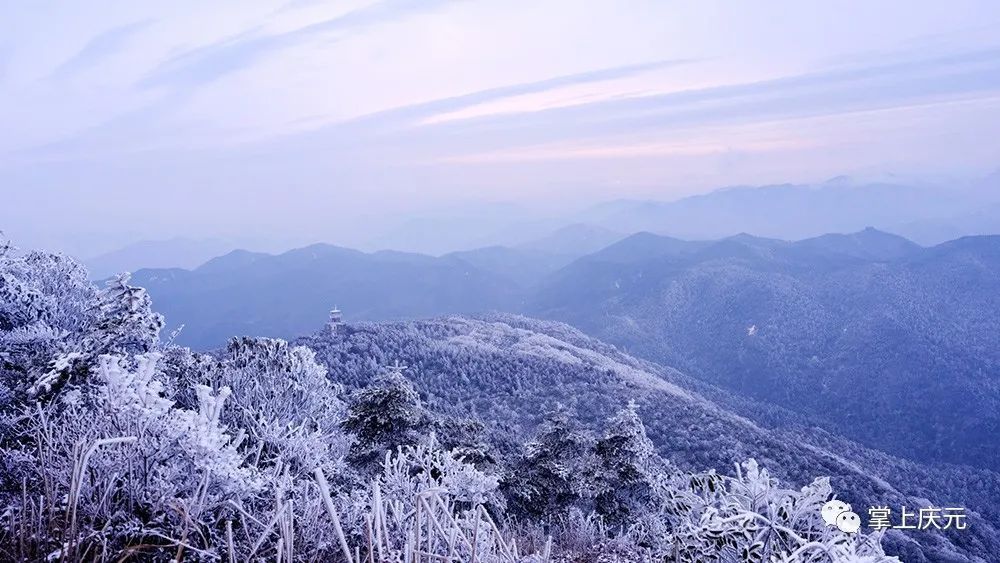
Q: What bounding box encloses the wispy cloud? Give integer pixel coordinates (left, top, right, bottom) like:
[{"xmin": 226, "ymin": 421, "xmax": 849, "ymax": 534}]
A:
[
  {"xmin": 428, "ymin": 48, "xmax": 1000, "ymax": 125},
  {"xmin": 6, "ymin": 57, "xmax": 692, "ymax": 162},
  {"xmin": 416, "ymin": 58, "xmax": 700, "ymax": 125},
  {"xmin": 301, "ymin": 58, "xmax": 697, "ymax": 138},
  {"xmin": 139, "ymin": 0, "xmax": 460, "ymax": 89},
  {"xmin": 23, "ymin": 45, "xmax": 1000, "ymax": 167},
  {"xmin": 390, "ymin": 47, "xmax": 1000, "ymax": 160},
  {"xmin": 49, "ymin": 19, "xmax": 153, "ymax": 79},
  {"xmin": 438, "ymin": 137, "xmax": 816, "ymax": 163}
]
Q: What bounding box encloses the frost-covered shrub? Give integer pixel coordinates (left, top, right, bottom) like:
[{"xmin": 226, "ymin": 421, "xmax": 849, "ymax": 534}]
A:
[
  {"xmin": 202, "ymin": 337, "xmax": 350, "ymax": 478},
  {"xmin": 504, "ymin": 406, "xmax": 901, "ymax": 563},
  {"xmin": 0, "ymin": 247, "xmax": 97, "ymax": 406},
  {"xmin": 0, "ymin": 243, "xmax": 162, "ymax": 409},
  {"xmin": 588, "ymin": 457, "xmax": 900, "ymax": 562},
  {"xmin": 327, "ymin": 439, "xmax": 516, "ymax": 562},
  {"xmin": 82, "ymin": 273, "xmax": 164, "ymax": 357},
  {"xmin": 2, "ymin": 353, "xmax": 259, "ymax": 558},
  {"xmin": 382, "ymin": 437, "xmax": 503, "ymax": 510},
  {"xmin": 81, "ymin": 353, "xmax": 258, "ymax": 505}
]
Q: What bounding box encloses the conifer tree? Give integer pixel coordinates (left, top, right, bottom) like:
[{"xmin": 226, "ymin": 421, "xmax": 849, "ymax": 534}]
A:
[
  {"xmin": 342, "ymin": 362, "xmax": 429, "ymax": 469},
  {"xmin": 594, "ymin": 401, "xmax": 660, "ymax": 527},
  {"xmin": 506, "ymin": 404, "xmax": 595, "ymax": 518}
]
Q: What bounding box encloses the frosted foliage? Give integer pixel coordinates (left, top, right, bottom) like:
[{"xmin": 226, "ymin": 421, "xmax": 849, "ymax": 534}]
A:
[
  {"xmin": 507, "ymin": 406, "xmax": 596, "ymax": 519},
  {"xmin": 28, "ymin": 351, "xmax": 84, "ymax": 396},
  {"xmin": 1, "ymin": 245, "xmax": 163, "ymax": 408},
  {"xmin": 602, "ymin": 401, "xmax": 655, "ymax": 463},
  {"xmin": 1, "ymin": 248, "xmax": 95, "ymax": 403},
  {"xmin": 0, "ymin": 249, "xmax": 95, "ymax": 333},
  {"xmin": 85, "ymin": 273, "xmax": 164, "ymax": 355},
  {"xmin": 647, "ymin": 460, "xmax": 899, "ymax": 563},
  {"xmin": 96, "ymin": 353, "xmax": 172, "ymax": 416},
  {"xmin": 328, "ymin": 441, "xmax": 515, "ymax": 562},
  {"xmin": 0, "ymin": 244, "xmax": 905, "ymax": 562},
  {"xmin": 342, "ymin": 367, "xmax": 428, "ymax": 468},
  {"xmin": 173, "ymin": 385, "xmax": 256, "ymax": 489},
  {"xmin": 211, "ymin": 337, "xmax": 349, "ymax": 475},
  {"xmin": 378, "ymin": 438, "xmax": 502, "ymax": 509},
  {"xmin": 89, "ymin": 354, "xmax": 259, "ymax": 503}
]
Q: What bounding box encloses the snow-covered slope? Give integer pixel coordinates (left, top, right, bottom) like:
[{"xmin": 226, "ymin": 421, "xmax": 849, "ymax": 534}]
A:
[{"xmin": 298, "ymin": 314, "xmax": 1000, "ymax": 562}]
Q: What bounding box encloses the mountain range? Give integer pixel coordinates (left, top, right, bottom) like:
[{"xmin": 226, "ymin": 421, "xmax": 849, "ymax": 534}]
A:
[
  {"xmin": 130, "ymin": 244, "xmax": 524, "ymax": 348},
  {"xmin": 129, "ymin": 229, "xmax": 1000, "ymax": 476},
  {"xmin": 573, "ymin": 180, "xmax": 993, "ymax": 243},
  {"xmin": 369, "ymin": 176, "xmax": 1000, "ymax": 253},
  {"xmin": 90, "ymin": 175, "xmax": 1000, "ymax": 265}
]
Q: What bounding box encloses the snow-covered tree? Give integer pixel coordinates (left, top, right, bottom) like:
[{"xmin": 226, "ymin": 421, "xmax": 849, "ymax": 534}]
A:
[
  {"xmin": 0, "ymin": 243, "xmax": 163, "ymax": 407},
  {"xmin": 433, "ymin": 414, "xmax": 498, "ymax": 469},
  {"xmin": 505, "ymin": 405, "xmax": 596, "ymax": 519},
  {"xmin": 84, "ymin": 273, "xmax": 163, "ymax": 356},
  {"xmin": 592, "ymin": 401, "xmax": 664, "ymax": 528},
  {"xmin": 342, "ymin": 363, "xmax": 429, "ymax": 470},
  {"xmin": 0, "ymin": 246, "xmax": 97, "ymax": 405}
]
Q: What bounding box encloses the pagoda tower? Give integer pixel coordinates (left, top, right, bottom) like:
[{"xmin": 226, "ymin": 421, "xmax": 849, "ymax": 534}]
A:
[{"xmin": 328, "ymin": 307, "xmax": 343, "ymax": 334}]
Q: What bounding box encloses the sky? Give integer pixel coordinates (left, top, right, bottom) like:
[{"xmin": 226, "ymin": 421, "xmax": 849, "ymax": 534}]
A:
[{"xmin": 1, "ymin": 0, "xmax": 1000, "ymax": 255}]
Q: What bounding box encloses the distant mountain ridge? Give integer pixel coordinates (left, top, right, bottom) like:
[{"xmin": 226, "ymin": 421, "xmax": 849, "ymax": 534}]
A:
[
  {"xmin": 442, "ymin": 246, "xmax": 573, "ymax": 288},
  {"xmin": 130, "ymin": 243, "xmax": 525, "ymax": 349},
  {"xmin": 793, "ymin": 227, "xmax": 922, "ymax": 260},
  {"xmin": 516, "ymin": 223, "xmax": 625, "ymax": 255},
  {"xmin": 127, "ymin": 224, "xmax": 632, "ymax": 347},
  {"xmin": 574, "ymin": 178, "xmax": 998, "ymax": 244},
  {"xmin": 83, "ymin": 238, "xmax": 238, "ymax": 279}
]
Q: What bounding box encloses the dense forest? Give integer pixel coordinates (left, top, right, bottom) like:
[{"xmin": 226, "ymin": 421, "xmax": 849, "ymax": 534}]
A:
[{"xmin": 532, "ymin": 230, "xmax": 1000, "ymax": 469}]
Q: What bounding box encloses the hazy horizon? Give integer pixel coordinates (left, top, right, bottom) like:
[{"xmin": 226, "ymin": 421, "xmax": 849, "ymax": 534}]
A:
[{"xmin": 3, "ymin": 1, "xmax": 1000, "ymax": 257}]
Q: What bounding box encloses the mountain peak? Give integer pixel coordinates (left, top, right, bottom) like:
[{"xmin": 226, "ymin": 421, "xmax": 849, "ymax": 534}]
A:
[
  {"xmin": 723, "ymin": 232, "xmax": 787, "ymax": 247},
  {"xmin": 196, "ymin": 248, "xmax": 270, "ymax": 273},
  {"xmin": 585, "ymin": 231, "xmax": 703, "ymax": 264},
  {"xmin": 794, "ymin": 228, "xmax": 920, "ymax": 261}
]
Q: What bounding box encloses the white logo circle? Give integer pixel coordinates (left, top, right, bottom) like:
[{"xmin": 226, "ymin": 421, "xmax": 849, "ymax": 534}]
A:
[
  {"xmin": 821, "ymin": 500, "xmax": 851, "ymax": 526},
  {"xmin": 836, "ymin": 511, "xmax": 862, "ymax": 534}
]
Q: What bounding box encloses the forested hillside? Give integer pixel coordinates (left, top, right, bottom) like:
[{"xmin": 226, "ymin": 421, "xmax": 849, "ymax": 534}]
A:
[
  {"xmin": 530, "ymin": 230, "xmax": 1000, "ymax": 469},
  {"xmin": 299, "ymin": 314, "xmax": 1000, "ymax": 561}
]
